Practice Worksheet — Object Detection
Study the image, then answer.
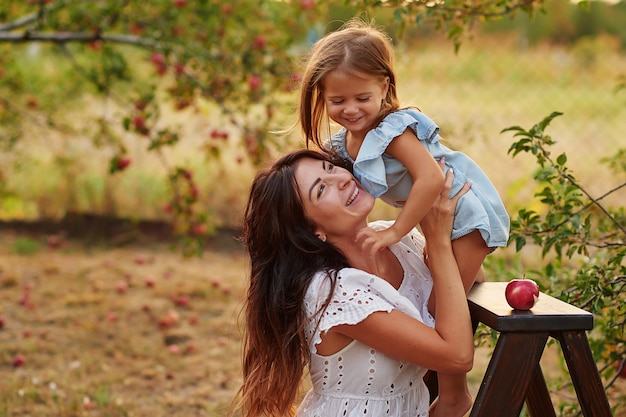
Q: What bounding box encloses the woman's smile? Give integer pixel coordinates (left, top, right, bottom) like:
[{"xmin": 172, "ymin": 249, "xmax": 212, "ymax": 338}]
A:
[{"xmin": 346, "ymin": 184, "xmax": 359, "ymax": 206}]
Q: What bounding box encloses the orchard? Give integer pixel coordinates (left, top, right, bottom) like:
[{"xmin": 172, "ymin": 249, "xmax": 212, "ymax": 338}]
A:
[{"xmin": 0, "ymin": 1, "xmax": 624, "ymax": 415}]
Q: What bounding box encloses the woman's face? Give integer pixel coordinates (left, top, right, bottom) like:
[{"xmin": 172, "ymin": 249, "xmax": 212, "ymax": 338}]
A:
[{"xmin": 294, "ymin": 157, "xmax": 374, "ymax": 240}]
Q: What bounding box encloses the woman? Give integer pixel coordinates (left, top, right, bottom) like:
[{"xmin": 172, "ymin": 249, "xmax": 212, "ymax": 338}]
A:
[{"xmin": 234, "ymin": 149, "xmax": 474, "ymax": 417}]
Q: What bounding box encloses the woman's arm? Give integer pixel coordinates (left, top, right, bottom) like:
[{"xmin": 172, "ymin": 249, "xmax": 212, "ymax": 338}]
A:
[
  {"xmin": 330, "ymin": 308, "xmax": 473, "ymax": 374},
  {"xmin": 333, "ymin": 169, "xmax": 474, "ymax": 373}
]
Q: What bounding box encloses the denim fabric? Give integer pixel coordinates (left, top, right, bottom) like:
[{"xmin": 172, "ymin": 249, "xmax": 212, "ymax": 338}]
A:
[{"xmin": 328, "ymin": 108, "xmax": 510, "ymax": 247}]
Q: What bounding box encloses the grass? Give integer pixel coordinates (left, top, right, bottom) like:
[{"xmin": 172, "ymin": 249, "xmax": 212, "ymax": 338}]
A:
[
  {"xmin": 0, "ymin": 232, "xmax": 246, "ymax": 417},
  {"xmin": 1, "ymin": 231, "xmax": 624, "ymax": 417},
  {"xmin": 2, "ymin": 34, "xmax": 626, "ymax": 224}
]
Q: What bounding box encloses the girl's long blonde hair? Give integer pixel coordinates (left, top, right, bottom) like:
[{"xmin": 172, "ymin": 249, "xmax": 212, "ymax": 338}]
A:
[{"xmin": 298, "ymin": 19, "xmax": 401, "ymax": 151}]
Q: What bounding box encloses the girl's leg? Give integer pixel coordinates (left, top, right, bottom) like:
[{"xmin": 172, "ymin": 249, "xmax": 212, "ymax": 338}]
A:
[
  {"xmin": 452, "ymin": 230, "xmax": 491, "ymax": 292},
  {"xmin": 428, "ymin": 230, "xmax": 490, "ymax": 311},
  {"xmin": 430, "ymin": 231, "xmax": 491, "ymax": 417},
  {"xmin": 429, "ymin": 373, "xmax": 472, "ymax": 417}
]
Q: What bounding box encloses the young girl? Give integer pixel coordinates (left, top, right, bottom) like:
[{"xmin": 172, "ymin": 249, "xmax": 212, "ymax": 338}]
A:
[{"xmin": 297, "ymin": 19, "xmax": 510, "ymax": 417}]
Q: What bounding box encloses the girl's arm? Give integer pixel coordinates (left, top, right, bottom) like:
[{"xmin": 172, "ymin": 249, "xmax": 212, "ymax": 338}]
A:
[
  {"xmin": 357, "ymin": 128, "xmax": 444, "ymax": 256},
  {"xmin": 386, "ymin": 128, "xmax": 444, "ymax": 235}
]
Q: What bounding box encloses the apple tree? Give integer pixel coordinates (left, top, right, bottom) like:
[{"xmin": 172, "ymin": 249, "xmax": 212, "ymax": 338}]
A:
[
  {"xmin": 0, "ymin": 0, "xmax": 553, "ymax": 247},
  {"xmin": 0, "ymin": 0, "xmax": 321, "ymax": 253}
]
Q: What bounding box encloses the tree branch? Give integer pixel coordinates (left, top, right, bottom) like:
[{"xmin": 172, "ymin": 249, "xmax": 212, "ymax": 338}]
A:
[
  {"xmin": 0, "ymin": 31, "xmax": 159, "ymax": 48},
  {"xmin": 0, "ymin": 0, "xmax": 75, "ymax": 31},
  {"xmin": 370, "ymin": 0, "xmax": 540, "ymax": 18}
]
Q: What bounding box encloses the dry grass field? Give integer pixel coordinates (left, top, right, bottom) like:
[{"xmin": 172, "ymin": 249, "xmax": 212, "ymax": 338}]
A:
[
  {"xmin": 0, "ymin": 229, "xmax": 248, "ymax": 417},
  {"xmin": 1, "ymin": 227, "xmax": 624, "ymax": 417}
]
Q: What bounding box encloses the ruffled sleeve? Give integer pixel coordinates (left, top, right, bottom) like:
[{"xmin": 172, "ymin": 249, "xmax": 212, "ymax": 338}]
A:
[
  {"xmin": 303, "ymin": 268, "xmax": 423, "ymax": 354},
  {"xmin": 326, "ymin": 129, "xmax": 352, "ymax": 162},
  {"xmin": 352, "ymin": 109, "xmax": 441, "ymax": 198}
]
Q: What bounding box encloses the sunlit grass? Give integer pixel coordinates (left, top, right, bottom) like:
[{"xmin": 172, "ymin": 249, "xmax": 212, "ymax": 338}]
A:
[
  {"xmin": 0, "ymin": 236, "xmax": 246, "ymax": 417},
  {"xmin": 2, "ymin": 34, "xmax": 625, "ymax": 226}
]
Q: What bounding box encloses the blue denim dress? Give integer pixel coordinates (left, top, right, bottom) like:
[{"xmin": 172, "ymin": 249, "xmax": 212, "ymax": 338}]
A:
[{"xmin": 328, "ymin": 108, "xmax": 510, "ymax": 248}]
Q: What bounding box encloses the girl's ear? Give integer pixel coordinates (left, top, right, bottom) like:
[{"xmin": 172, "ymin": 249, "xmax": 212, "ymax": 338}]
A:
[{"xmin": 382, "ymin": 76, "xmax": 390, "ymax": 96}]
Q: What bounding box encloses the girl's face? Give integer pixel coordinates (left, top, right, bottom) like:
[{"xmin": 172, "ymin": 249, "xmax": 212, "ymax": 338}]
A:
[
  {"xmin": 294, "ymin": 157, "xmax": 374, "ymax": 241},
  {"xmin": 322, "ymin": 69, "xmax": 389, "ymax": 139}
]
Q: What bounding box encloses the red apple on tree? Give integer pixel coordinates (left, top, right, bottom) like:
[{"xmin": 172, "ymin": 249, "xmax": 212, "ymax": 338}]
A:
[
  {"xmin": 116, "ymin": 157, "xmax": 131, "ymax": 171},
  {"xmin": 505, "ymin": 278, "xmax": 540, "ymax": 310},
  {"xmin": 300, "ymin": 0, "xmax": 316, "ymax": 9},
  {"xmin": 247, "ymin": 74, "xmax": 262, "ymax": 91},
  {"xmin": 617, "ymin": 358, "xmax": 626, "ymax": 379}
]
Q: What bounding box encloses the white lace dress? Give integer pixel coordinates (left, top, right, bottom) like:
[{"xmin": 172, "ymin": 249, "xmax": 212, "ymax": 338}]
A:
[{"xmin": 297, "ymin": 221, "xmax": 435, "ymax": 417}]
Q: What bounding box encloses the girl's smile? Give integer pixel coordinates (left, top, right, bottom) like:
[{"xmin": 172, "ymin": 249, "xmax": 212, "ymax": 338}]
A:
[{"xmin": 322, "ymin": 69, "xmax": 389, "ymax": 140}]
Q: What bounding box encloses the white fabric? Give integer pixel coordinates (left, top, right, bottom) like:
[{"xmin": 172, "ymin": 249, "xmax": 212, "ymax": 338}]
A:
[{"xmin": 298, "ymin": 221, "xmax": 435, "ymax": 417}]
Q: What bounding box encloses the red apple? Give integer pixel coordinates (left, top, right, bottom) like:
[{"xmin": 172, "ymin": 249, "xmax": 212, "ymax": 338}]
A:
[
  {"xmin": 115, "ymin": 281, "xmax": 128, "ymax": 294},
  {"xmin": 116, "ymin": 157, "xmax": 131, "ymax": 171},
  {"xmin": 253, "ymin": 35, "xmax": 267, "ymax": 49},
  {"xmin": 12, "ymin": 354, "xmax": 26, "ymax": 367},
  {"xmin": 247, "ymin": 74, "xmax": 262, "ymax": 91},
  {"xmin": 190, "ymin": 223, "xmax": 207, "ymax": 236},
  {"xmin": 173, "ymin": 294, "xmax": 190, "ymax": 307},
  {"xmin": 617, "ymin": 358, "xmax": 626, "ymax": 379},
  {"xmin": 150, "ymin": 53, "xmax": 165, "ymax": 65},
  {"xmin": 505, "ymin": 278, "xmax": 540, "ymax": 310}
]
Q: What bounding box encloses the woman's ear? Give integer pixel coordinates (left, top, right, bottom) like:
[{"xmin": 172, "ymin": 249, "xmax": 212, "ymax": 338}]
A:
[{"xmin": 315, "ymin": 232, "xmax": 327, "ymax": 243}]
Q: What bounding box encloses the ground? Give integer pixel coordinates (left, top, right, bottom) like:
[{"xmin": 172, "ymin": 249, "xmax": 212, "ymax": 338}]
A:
[
  {"xmin": 0, "ymin": 226, "xmax": 247, "ymax": 416},
  {"xmin": 0, "ymin": 226, "xmax": 623, "ymax": 417}
]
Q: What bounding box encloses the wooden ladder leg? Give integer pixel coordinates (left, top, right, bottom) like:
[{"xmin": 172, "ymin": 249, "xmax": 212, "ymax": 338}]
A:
[
  {"xmin": 526, "ymin": 364, "xmax": 557, "ymax": 417},
  {"xmin": 555, "ymin": 330, "xmax": 612, "ymax": 417},
  {"xmin": 470, "ymin": 332, "xmax": 549, "ymax": 417}
]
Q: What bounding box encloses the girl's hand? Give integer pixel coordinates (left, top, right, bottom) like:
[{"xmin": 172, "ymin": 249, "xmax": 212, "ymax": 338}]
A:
[{"xmin": 356, "ymin": 226, "xmax": 402, "ymax": 258}]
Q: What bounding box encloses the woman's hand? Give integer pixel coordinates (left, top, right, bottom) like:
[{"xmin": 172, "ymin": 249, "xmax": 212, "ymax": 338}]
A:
[{"xmin": 420, "ymin": 159, "xmax": 471, "ymax": 244}]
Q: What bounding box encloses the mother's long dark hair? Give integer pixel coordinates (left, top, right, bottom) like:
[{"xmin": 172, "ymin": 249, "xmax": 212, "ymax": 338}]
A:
[{"xmin": 237, "ymin": 149, "xmax": 349, "ymax": 417}]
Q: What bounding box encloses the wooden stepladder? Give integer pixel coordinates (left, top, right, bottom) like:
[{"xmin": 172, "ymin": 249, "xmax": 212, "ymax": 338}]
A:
[{"xmin": 466, "ymin": 282, "xmax": 613, "ymax": 417}]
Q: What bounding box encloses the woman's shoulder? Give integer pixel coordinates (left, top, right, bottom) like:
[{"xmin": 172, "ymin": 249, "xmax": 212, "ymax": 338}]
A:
[{"xmin": 306, "ymin": 264, "xmax": 396, "ymax": 304}]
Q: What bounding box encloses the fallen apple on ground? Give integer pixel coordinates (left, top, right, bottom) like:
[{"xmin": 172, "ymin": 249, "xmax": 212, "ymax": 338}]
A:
[{"xmin": 505, "ymin": 278, "xmax": 540, "ymax": 310}]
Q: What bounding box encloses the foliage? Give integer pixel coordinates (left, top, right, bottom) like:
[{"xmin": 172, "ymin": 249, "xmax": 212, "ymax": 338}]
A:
[
  {"xmin": 0, "ymin": 0, "xmax": 553, "ymax": 249},
  {"xmin": 504, "ymin": 112, "xmax": 626, "ymax": 416},
  {"xmin": 351, "ymin": 0, "xmax": 548, "ymax": 51},
  {"xmin": 0, "ymin": 0, "xmax": 319, "ymax": 252}
]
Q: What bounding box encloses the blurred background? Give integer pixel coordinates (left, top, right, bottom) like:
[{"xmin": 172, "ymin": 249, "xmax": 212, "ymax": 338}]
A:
[{"xmin": 1, "ymin": 0, "xmax": 624, "ymax": 234}]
